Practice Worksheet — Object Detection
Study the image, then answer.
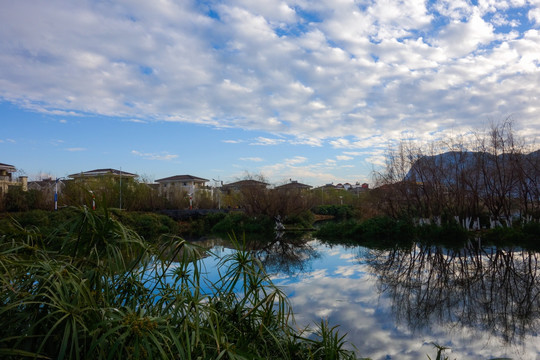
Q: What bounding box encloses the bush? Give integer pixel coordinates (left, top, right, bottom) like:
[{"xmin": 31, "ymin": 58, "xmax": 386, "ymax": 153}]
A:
[
  {"xmin": 283, "ymin": 210, "xmax": 315, "ymax": 228},
  {"xmin": 314, "ymin": 220, "xmax": 362, "ymax": 241},
  {"xmin": 416, "ymin": 222, "xmax": 470, "ymax": 247},
  {"xmin": 312, "ymin": 205, "xmax": 355, "ymax": 220},
  {"xmin": 315, "ymin": 217, "xmax": 416, "ymax": 248},
  {"xmin": 113, "ymin": 211, "xmax": 178, "ymax": 241},
  {"xmin": 358, "ymin": 216, "xmax": 415, "ymax": 247},
  {"xmin": 211, "ymin": 212, "xmax": 274, "ymax": 235},
  {"xmin": 2, "ymin": 188, "xmax": 47, "ymax": 211},
  {"xmin": 0, "ymin": 207, "xmax": 359, "ymax": 360}
]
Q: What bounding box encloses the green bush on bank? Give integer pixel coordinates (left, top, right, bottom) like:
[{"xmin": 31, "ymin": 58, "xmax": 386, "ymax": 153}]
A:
[
  {"xmin": 0, "ymin": 208, "xmax": 179, "ymax": 242},
  {"xmin": 283, "ymin": 210, "xmax": 316, "ymax": 229},
  {"xmin": 1, "ymin": 188, "xmax": 48, "ymax": 212},
  {"xmin": 315, "ymin": 220, "xmax": 362, "ymax": 241},
  {"xmin": 315, "ymin": 216, "xmax": 470, "ymax": 247},
  {"xmin": 315, "ymin": 216, "xmax": 415, "ymax": 247},
  {"xmin": 312, "ymin": 205, "xmax": 356, "ymax": 220},
  {"xmin": 316, "ymin": 215, "xmax": 540, "ymax": 248},
  {"xmin": 113, "ymin": 210, "xmax": 178, "ymax": 241},
  {"xmin": 211, "ymin": 211, "xmax": 274, "ymax": 235},
  {"xmin": 416, "ymin": 222, "xmax": 470, "ymax": 247},
  {"xmin": 480, "ymin": 221, "xmax": 540, "ymax": 249}
]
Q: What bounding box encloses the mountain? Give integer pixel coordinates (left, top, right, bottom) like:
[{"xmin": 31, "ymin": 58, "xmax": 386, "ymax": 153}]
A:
[{"xmin": 404, "ymin": 150, "xmax": 540, "ymax": 185}]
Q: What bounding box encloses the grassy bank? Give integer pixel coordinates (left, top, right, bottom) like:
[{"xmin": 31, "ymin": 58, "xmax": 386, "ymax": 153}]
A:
[
  {"xmin": 315, "ymin": 216, "xmax": 540, "ymax": 248},
  {"xmin": 0, "ymin": 208, "xmax": 314, "ymax": 241},
  {"xmin": 0, "ymin": 207, "xmax": 361, "ymax": 360}
]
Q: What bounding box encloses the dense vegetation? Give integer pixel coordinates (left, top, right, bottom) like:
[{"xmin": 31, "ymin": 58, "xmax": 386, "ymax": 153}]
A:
[
  {"xmin": 374, "ymin": 121, "xmax": 540, "ymax": 228},
  {"xmin": 0, "ymin": 207, "xmax": 362, "ymax": 360},
  {"xmin": 0, "ymin": 208, "xmax": 179, "ymax": 242},
  {"xmin": 315, "ymin": 215, "xmax": 540, "ymax": 250}
]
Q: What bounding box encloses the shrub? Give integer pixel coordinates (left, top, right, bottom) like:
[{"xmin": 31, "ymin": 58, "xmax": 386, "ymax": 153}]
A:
[
  {"xmin": 0, "ymin": 207, "xmax": 359, "ymax": 360},
  {"xmin": 211, "ymin": 212, "xmax": 274, "ymax": 235},
  {"xmin": 113, "ymin": 211, "xmax": 178, "ymax": 241},
  {"xmin": 358, "ymin": 216, "xmax": 415, "ymax": 247},
  {"xmin": 315, "ymin": 220, "xmax": 362, "ymax": 241},
  {"xmin": 2, "ymin": 188, "xmax": 47, "ymax": 211},
  {"xmin": 283, "ymin": 210, "xmax": 315, "ymax": 228},
  {"xmin": 312, "ymin": 205, "xmax": 355, "ymax": 220},
  {"xmin": 416, "ymin": 222, "xmax": 470, "ymax": 247}
]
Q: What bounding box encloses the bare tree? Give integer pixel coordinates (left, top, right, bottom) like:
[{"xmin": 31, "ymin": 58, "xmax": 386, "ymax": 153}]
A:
[{"xmin": 374, "ymin": 120, "xmax": 540, "ymax": 227}]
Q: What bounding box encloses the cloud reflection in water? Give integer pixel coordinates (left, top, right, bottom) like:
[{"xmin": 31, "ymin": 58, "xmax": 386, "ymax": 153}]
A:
[{"xmin": 266, "ymin": 240, "xmax": 540, "ymax": 360}]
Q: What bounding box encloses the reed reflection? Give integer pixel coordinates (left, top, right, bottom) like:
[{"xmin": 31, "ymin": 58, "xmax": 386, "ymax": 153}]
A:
[{"xmin": 367, "ymin": 241, "xmax": 540, "ymax": 344}]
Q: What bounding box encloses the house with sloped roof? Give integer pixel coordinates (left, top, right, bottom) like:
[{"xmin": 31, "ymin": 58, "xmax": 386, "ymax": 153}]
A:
[
  {"xmin": 0, "ymin": 162, "xmax": 27, "ymax": 197},
  {"xmin": 68, "ymin": 168, "xmax": 137, "ymax": 179},
  {"xmin": 274, "ymin": 180, "xmax": 312, "ymax": 191},
  {"xmin": 155, "ymin": 175, "xmax": 209, "ymax": 203},
  {"xmin": 221, "ymin": 179, "xmax": 269, "ymax": 193}
]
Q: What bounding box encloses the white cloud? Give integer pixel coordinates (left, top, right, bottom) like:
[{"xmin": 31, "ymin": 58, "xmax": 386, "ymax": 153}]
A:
[
  {"xmin": 336, "ymin": 155, "xmax": 353, "ymax": 161},
  {"xmin": 240, "ymin": 157, "xmax": 263, "ymax": 162},
  {"xmin": 66, "ymin": 147, "xmax": 86, "ymax": 152},
  {"xmin": 528, "ymin": 6, "xmax": 540, "ymax": 24},
  {"xmin": 131, "ymin": 150, "xmax": 178, "ymax": 161},
  {"xmin": 290, "ymin": 136, "xmax": 324, "ymax": 147},
  {"xmin": 1, "ymin": 0, "xmax": 540, "ymax": 158},
  {"xmin": 284, "ymin": 156, "xmax": 307, "ymax": 165},
  {"xmin": 124, "ymin": 119, "xmax": 147, "ymax": 124},
  {"xmin": 436, "ymin": 12, "xmax": 496, "ymax": 57},
  {"xmin": 250, "ymin": 137, "xmax": 285, "ymax": 146}
]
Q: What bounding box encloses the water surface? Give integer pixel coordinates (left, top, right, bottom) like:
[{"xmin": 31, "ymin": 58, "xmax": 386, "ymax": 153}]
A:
[{"xmin": 179, "ymin": 236, "xmax": 540, "ymax": 360}]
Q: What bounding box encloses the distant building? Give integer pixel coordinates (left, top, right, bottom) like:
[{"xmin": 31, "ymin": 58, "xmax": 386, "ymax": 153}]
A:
[
  {"xmin": 0, "ymin": 162, "xmax": 27, "ymax": 197},
  {"xmin": 68, "ymin": 168, "xmax": 137, "ymax": 179},
  {"xmin": 221, "ymin": 179, "xmax": 269, "ymax": 193},
  {"xmin": 28, "ymin": 177, "xmax": 58, "ymax": 197},
  {"xmin": 155, "ymin": 175, "xmax": 209, "ymax": 199},
  {"xmin": 274, "ymin": 180, "xmax": 312, "ymax": 191},
  {"xmin": 348, "ymin": 182, "xmax": 369, "ymax": 195}
]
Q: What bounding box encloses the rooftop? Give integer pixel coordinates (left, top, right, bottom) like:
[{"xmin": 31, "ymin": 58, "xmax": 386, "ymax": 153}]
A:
[
  {"xmin": 274, "ymin": 180, "xmax": 312, "ymax": 190},
  {"xmin": 0, "ymin": 163, "xmax": 16, "ymax": 172},
  {"xmin": 68, "ymin": 168, "xmax": 137, "ymax": 178},
  {"xmin": 155, "ymin": 175, "xmax": 209, "ymax": 183}
]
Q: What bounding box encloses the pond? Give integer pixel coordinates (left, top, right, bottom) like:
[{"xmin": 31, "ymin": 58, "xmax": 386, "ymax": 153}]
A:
[{"xmin": 175, "ymin": 235, "xmax": 540, "ymax": 360}]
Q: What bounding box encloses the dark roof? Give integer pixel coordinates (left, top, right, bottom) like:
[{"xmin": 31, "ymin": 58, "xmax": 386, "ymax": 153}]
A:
[
  {"xmin": 0, "ymin": 163, "xmax": 16, "ymax": 172},
  {"xmin": 68, "ymin": 168, "xmax": 137, "ymax": 178},
  {"xmin": 275, "ymin": 181, "xmax": 312, "ymax": 190},
  {"xmin": 155, "ymin": 175, "xmax": 209, "ymax": 183},
  {"xmin": 222, "ymin": 179, "xmax": 269, "ymax": 189}
]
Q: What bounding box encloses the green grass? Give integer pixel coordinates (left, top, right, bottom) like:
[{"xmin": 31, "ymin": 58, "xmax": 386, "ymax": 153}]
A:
[{"xmin": 0, "ymin": 206, "xmax": 360, "ymax": 360}]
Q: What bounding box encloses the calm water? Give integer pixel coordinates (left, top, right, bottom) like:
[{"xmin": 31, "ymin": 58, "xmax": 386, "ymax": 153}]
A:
[{"xmin": 175, "ymin": 235, "xmax": 540, "ymax": 360}]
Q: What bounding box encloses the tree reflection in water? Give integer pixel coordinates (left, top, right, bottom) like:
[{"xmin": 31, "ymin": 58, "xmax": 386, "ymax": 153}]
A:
[
  {"xmin": 250, "ymin": 232, "xmax": 319, "ymax": 275},
  {"xmin": 367, "ymin": 240, "xmax": 540, "ymax": 344}
]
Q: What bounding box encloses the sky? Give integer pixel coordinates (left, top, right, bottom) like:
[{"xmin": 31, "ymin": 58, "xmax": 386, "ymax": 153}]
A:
[{"xmin": 1, "ymin": 0, "xmax": 540, "ymax": 186}]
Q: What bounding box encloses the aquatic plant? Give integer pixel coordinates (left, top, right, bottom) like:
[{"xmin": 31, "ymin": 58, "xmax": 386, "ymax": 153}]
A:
[{"xmin": 0, "ymin": 206, "xmax": 359, "ymax": 359}]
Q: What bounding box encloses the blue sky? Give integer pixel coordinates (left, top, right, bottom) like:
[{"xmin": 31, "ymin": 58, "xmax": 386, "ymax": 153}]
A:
[{"xmin": 1, "ymin": 0, "xmax": 540, "ymax": 186}]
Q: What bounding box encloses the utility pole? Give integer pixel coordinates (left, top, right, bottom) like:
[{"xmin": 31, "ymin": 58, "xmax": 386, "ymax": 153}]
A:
[
  {"xmin": 54, "ymin": 177, "xmax": 63, "ymax": 211},
  {"xmin": 119, "ymin": 167, "xmax": 122, "ymax": 210},
  {"xmin": 213, "ymin": 178, "xmax": 221, "ymax": 209}
]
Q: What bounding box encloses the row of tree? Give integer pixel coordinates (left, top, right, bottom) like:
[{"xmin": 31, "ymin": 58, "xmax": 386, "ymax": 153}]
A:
[
  {"xmin": 374, "ymin": 120, "xmax": 540, "ymax": 227},
  {"xmin": 2, "ymin": 174, "xmax": 363, "ymax": 219}
]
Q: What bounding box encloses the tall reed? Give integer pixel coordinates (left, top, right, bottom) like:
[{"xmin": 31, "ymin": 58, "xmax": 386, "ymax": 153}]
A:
[{"xmin": 0, "ymin": 207, "xmax": 359, "ymax": 359}]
